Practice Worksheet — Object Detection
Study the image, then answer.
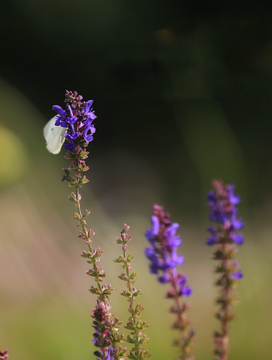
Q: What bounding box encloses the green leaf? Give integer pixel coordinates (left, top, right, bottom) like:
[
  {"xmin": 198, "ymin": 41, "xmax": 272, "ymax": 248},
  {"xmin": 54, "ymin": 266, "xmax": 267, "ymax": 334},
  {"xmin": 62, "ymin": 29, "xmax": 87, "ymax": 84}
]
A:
[
  {"xmin": 127, "ymin": 253, "xmax": 134, "ymax": 262},
  {"xmin": 79, "ymin": 150, "xmax": 89, "ymax": 159},
  {"xmin": 89, "ymin": 286, "xmax": 100, "ymax": 295},
  {"xmin": 80, "ymin": 175, "xmax": 89, "ymax": 185},
  {"xmin": 130, "ymin": 272, "xmax": 137, "ymax": 280},
  {"xmin": 118, "ymin": 274, "xmax": 128, "ymax": 281}
]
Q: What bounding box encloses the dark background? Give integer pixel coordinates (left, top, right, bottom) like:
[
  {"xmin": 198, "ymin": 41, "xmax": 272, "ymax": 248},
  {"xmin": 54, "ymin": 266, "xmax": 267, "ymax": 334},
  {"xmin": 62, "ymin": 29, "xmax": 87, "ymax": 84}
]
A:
[
  {"xmin": 1, "ymin": 1, "xmax": 272, "ymax": 359},
  {"xmin": 2, "ymin": 1, "xmax": 272, "ymax": 210}
]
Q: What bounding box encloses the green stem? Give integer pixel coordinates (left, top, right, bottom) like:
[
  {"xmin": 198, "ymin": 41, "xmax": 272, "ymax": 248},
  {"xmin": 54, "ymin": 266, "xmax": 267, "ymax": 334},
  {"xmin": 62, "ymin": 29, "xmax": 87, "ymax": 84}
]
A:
[
  {"xmin": 123, "ymin": 249, "xmax": 140, "ymax": 358},
  {"xmin": 75, "ymin": 185, "xmax": 104, "ymax": 295}
]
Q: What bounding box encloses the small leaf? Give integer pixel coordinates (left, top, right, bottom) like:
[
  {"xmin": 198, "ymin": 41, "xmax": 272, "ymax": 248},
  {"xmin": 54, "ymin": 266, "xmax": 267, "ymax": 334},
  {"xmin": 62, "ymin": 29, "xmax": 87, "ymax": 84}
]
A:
[
  {"xmin": 130, "ymin": 272, "xmax": 137, "ymax": 280},
  {"xmin": 127, "ymin": 253, "xmax": 134, "ymax": 262},
  {"xmin": 88, "ymin": 229, "xmax": 95, "ymax": 237},
  {"xmin": 83, "ymin": 209, "xmax": 91, "ymax": 218},
  {"xmin": 79, "ymin": 150, "xmax": 89, "ymax": 159},
  {"xmin": 89, "ymin": 286, "xmax": 100, "ymax": 295},
  {"xmin": 118, "ymin": 274, "xmax": 128, "ymax": 281},
  {"xmin": 80, "ymin": 175, "xmax": 89, "ymax": 185}
]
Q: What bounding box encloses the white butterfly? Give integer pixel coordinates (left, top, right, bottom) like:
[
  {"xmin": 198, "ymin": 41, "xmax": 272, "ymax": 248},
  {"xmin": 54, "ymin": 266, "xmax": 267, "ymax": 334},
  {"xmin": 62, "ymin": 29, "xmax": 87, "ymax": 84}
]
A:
[{"xmin": 43, "ymin": 116, "xmax": 66, "ymax": 154}]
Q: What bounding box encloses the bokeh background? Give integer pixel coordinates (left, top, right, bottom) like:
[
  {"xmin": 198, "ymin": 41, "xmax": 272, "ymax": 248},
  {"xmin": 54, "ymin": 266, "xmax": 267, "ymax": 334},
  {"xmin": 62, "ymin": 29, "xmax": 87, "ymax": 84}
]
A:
[{"xmin": 1, "ymin": 1, "xmax": 272, "ymax": 359}]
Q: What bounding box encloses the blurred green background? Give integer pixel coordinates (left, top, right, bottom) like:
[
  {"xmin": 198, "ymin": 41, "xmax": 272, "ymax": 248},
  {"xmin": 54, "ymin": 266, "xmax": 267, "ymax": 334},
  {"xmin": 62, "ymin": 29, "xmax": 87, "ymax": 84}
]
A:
[{"xmin": 1, "ymin": 1, "xmax": 272, "ymax": 359}]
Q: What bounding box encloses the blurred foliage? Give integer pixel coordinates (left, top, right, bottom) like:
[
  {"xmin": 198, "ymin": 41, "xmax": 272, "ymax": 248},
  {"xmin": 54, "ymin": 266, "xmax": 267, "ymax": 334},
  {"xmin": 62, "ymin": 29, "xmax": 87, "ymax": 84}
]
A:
[
  {"xmin": 0, "ymin": 1, "xmax": 272, "ymax": 359},
  {"xmin": 0, "ymin": 125, "xmax": 27, "ymax": 186}
]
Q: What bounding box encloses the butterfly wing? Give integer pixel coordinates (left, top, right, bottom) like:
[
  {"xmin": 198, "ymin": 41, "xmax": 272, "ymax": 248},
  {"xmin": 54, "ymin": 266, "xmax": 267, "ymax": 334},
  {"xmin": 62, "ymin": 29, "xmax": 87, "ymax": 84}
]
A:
[{"xmin": 43, "ymin": 116, "xmax": 66, "ymax": 154}]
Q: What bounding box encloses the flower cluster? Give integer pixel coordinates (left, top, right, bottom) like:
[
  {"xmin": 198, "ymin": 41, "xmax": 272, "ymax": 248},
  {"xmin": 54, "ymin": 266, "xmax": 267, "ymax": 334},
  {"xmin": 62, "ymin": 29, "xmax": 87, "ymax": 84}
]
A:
[
  {"xmin": 52, "ymin": 90, "xmax": 96, "ymax": 151},
  {"xmin": 207, "ymin": 180, "xmax": 244, "ymax": 248},
  {"xmin": 207, "ymin": 179, "xmax": 244, "ymax": 360},
  {"xmin": 207, "ymin": 179, "xmax": 244, "ymax": 280},
  {"xmin": 92, "ymin": 301, "xmax": 116, "ymax": 360},
  {"xmin": 51, "ymin": 91, "xmax": 121, "ymax": 359},
  {"xmin": 145, "ymin": 205, "xmax": 194, "ymax": 360},
  {"xmin": 145, "ymin": 205, "xmax": 191, "ymax": 296},
  {"xmin": 0, "ymin": 349, "xmax": 8, "ymax": 360}
]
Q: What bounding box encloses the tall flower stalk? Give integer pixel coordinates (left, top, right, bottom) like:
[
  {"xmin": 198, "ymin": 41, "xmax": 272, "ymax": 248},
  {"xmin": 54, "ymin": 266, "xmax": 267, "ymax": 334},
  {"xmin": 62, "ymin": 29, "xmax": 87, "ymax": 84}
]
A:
[
  {"xmin": 45, "ymin": 91, "xmax": 126, "ymax": 360},
  {"xmin": 115, "ymin": 224, "xmax": 151, "ymax": 360},
  {"xmin": 207, "ymin": 179, "xmax": 244, "ymax": 360},
  {"xmin": 145, "ymin": 205, "xmax": 194, "ymax": 360}
]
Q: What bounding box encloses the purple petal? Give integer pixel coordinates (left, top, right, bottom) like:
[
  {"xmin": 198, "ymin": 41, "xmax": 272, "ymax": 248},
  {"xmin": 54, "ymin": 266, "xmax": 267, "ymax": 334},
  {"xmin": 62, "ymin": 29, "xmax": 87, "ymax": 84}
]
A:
[
  {"xmin": 228, "ymin": 184, "xmax": 240, "ymax": 205},
  {"xmin": 158, "ymin": 272, "xmax": 170, "ymax": 283},
  {"xmin": 167, "ymin": 223, "xmax": 179, "ymax": 238},
  {"xmin": 52, "ymin": 105, "xmax": 66, "ymax": 118},
  {"xmin": 232, "ymin": 270, "xmax": 243, "ymax": 279},
  {"xmin": 182, "ymin": 286, "xmax": 192, "ymax": 297},
  {"xmin": 232, "ymin": 233, "xmax": 244, "ymax": 245}
]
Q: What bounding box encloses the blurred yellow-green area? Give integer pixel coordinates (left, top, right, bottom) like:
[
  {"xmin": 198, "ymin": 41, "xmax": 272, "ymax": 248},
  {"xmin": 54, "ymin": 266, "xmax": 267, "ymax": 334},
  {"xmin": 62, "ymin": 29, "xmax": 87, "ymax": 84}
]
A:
[{"xmin": 1, "ymin": 1, "xmax": 272, "ymax": 359}]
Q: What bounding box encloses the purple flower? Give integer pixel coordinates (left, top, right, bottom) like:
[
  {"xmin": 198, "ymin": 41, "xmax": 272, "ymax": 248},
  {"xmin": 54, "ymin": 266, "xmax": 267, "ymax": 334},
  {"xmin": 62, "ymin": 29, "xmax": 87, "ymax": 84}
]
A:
[
  {"xmin": 231, "ymin": 261, "xmax": 244, "ymax": 279},
  {"xmin": 232, "ymin": 269, "xmax": 243, "ymax": 279},
  {"xmin": 92, "ymin": 301, "xmax": 112, "ymax": 352},
  {"xmin": 145, "ymin": 205, "xmax": 192, "ymax": 296},
  {"xmin": 145, "ymin": 205, "xmax": 195, "ymax": 359},
  {"xmin": 178, "ymin": 275, "xmax": 192, "ymax": 297},
  {"xmin": 145, "ymin": 215, "xmax": 160, "ymax": 246},
  {"xmin": 231, "ymin": 233, "xmax": 244, "ymax": 245},
  {"xmin": 206, "ymin": 226, "xmax": 218, "ymax": 245},
  {"xmin": 105, "ymin": 348, "xmax": 115, "ymax": 360},
  {"xmin": 207, "ymin": 179, "xmax": 244, "ymax": 249},
  {"xmin": 51, "ymin": 90, "xmax": 96, "ymax": 152},
  {"xmin": 207, "ymin": 179, "xmax": 244, "ymax": 360}
]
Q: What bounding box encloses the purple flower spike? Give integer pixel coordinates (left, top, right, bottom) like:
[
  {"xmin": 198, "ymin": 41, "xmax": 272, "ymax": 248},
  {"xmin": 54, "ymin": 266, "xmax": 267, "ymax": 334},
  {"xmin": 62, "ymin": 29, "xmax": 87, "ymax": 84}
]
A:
[
  {"xmin": 207, "ymin": 179, "xmax": 244, "ymax": 249},
  {"xmin": 207, "ymin": 179, "xmax": 245, "ymax": 360},
  {"xmin": 50, "ymin": 90, "xmax": 97, "ymax": 152},
  {"xmin": 145, "ymin": 205, "xmax": 194, "ymax": 359},
  {"xmin": 145, "ymin": 205, "xmax": 190, "ymax": 291}
]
